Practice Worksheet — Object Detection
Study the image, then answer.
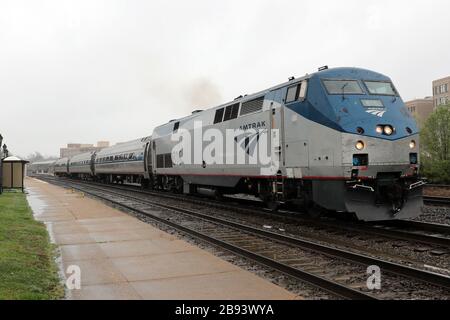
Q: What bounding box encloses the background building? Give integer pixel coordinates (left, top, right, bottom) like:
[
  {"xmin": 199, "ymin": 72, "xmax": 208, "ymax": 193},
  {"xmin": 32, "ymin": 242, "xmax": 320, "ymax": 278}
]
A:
[
  {"xmin": 60, "ymin": 141, "xmax": 110, "ymax": 158},
  {"xmin": 405, "ymin": 97, "xmax": 434, "ymax": 126},
  {"xmin": 433, "ymin": 76, "xmax": 450, "ymax": 108}
]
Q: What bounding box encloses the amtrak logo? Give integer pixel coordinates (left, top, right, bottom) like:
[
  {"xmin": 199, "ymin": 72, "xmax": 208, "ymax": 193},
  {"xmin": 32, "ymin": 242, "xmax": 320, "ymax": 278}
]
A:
[
  {"xmin": 234, "ymin": 129, "xmax": 267, "ymax": 156},
  {"xmin": 366, "ymin": 108, "xmax": 386, "ymax": 117}
]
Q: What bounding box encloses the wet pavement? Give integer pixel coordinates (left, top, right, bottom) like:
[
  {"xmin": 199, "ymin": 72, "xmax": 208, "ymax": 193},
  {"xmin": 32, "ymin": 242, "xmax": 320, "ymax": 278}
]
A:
[{"xmin": 25, "ymin": 177, "xmax": 297, "ymax": 300}]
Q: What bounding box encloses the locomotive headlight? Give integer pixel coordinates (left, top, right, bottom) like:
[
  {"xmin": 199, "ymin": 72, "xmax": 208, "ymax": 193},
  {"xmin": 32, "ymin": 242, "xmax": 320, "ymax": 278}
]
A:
[
  {"xmin": 376, "ymin": 126, "xmax": 383, "ymax": 134},
  {"xmin": 409, "ymin": 140, "xmax": 416, "ymax": 149},
  {"xmin": 355, "ymin": 141, "xmax": 365, "ymax": 150},
  {"xmin": 383, "ymin": 125, "xmax": 394, "ymax": 136}
]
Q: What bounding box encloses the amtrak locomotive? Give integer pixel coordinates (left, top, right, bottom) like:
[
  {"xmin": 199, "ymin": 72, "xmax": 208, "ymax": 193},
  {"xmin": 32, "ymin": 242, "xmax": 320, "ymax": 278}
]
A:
[{"xmin": 54, "ymin": 67, "xmax": 424, "ymax": 221}]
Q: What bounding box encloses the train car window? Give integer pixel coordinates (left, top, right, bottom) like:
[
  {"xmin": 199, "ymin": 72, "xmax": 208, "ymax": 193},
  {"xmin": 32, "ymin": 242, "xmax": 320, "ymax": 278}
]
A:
[
  {"xmin": 363, "ymin": 81, "xmax": 398, "ymax": 96},
  {"xmin": 173, "ymin": 121, "xmax": 180, "ymax": 132},
  {"xmin": 323, "ymin": 80, "xmax": 364, "ymax": 95},
  {"xmin": 240, "ymin": 97, "xmax": 264, "ymax": 116}
]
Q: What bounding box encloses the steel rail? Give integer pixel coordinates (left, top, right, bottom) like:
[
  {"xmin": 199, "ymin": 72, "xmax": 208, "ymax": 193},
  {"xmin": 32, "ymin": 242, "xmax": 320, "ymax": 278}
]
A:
[
  {"xmin": 423, "ymin": 196, "xmax": 450, "ymax": 206},
  {"xmin": 49, "ymin": 176, "xmax": 450, "ymax": 248},
  {"xmin": 42, "ymin": 177, "xmax": 450, "ymax": 294},
  {"xmin": 46, "ymin": 178, "xmax": 375, "ymax": 300}
]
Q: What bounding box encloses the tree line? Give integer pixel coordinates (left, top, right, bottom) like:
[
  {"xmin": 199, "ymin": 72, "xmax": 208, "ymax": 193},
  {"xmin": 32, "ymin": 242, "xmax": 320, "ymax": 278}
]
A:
[{"xmin": 420, "ymin": 103, "xmax": 450, "ymax": 183}]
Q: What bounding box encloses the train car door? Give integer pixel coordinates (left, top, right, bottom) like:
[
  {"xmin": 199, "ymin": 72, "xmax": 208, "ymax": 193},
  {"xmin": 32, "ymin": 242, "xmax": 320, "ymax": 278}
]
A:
[
  {"xmin": 144, "ymin": 142, "xmax": 150, "ymax": 179},
  {"xmin": 283, "ymin": 80, "xmax": 309, "ymax": 172},
  {"xmin": 90, "ymin": 152, "xmax": 97, "ymax": 176},
  {"xmin": 268, "ymin": 90, "xmax": 285, "ymax": 169}
]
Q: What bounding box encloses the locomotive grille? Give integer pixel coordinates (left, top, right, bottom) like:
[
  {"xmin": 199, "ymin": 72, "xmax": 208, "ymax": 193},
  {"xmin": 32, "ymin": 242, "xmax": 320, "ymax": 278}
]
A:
[
  {"xmin": 156, "ymin": 153, "xmax": 173, "ymax": 168},
  {"xmin": 240, "ymin": 97, "xmax": 264, "ymax": 116},
  {"xmin": 156, "ymin": 154, "xmax": 164, "ymax": 168}
]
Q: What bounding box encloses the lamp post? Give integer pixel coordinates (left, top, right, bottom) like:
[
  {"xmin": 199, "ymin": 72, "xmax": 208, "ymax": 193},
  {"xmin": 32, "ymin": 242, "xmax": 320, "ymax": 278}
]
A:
[{"xmin": 0, "ymin": 133, "xmax": 3, "ymax": 194}]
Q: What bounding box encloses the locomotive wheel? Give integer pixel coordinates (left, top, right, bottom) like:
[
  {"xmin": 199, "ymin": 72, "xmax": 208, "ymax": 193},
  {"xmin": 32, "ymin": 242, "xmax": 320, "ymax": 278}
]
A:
[
  {"xmin": 307, "ymin": 205, "xmax": 323, "ymax": 218},
  {"xmin": 265, "ymin": 199, "xmax": 280, "ymax": 212},
  {"xmin": 213, "ymin": 188, "xmax": 223, "ymax": 201}
]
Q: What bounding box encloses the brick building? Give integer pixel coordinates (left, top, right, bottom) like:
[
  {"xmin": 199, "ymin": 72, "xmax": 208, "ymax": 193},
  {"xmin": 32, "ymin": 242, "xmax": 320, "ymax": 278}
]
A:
[
  {"xmin": 60, "ymin": 141, "xmax": 110, "ymax": 158},
  {"xmin": 405, "ymin": 97, "xmax": 434, "ymax": 126},
  {"xmin": 433, "ymin": 75, "xmax": 450, "ymax": 108}
]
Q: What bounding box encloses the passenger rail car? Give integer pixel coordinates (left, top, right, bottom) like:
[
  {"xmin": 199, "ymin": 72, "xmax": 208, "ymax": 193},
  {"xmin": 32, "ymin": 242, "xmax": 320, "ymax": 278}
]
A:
[
  {"xmin": 28, "ymin": 160, "xmax": 56, "ymax": 175},
  {"xmin": 54, "ymin": 157, "xmax": 69, "ymax": 177},
  {"xmin": 69, "ymin": 152, "xmax": 95, "ymax": 180},
  {"xmin": 54, "ymin": 67, "xmax": 424, "ymax": 221},
  {"xmin": 93, "ymin": 137, "xmax": 151, "ymax": 185}
]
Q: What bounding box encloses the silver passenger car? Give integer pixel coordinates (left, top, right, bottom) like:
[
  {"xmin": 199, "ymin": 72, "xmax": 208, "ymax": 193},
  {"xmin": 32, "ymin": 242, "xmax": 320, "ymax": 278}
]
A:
[
  {"xmin": 53, "ymin": 157, "xmax": 69, "ymax": 176},
  {"xmin": 94, "ymin": 137, "xmax": 150, "ymax": 184},
  {"xmin": 69, "ymin": 152, "xmax": 95, "ymax": 179}
]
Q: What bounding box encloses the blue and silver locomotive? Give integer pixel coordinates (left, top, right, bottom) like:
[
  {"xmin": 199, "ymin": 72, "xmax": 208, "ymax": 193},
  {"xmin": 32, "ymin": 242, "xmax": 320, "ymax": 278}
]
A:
[{"xmin": 57, "ymin": 67, "xmax": 424, "ymax": 221}]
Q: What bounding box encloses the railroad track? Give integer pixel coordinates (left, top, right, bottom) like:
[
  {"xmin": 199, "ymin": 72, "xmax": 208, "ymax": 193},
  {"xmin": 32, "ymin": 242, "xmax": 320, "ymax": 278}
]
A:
[
  {"xmin": 423, "ymin": 196, "xmax": 450, "ymax": 207},
  {"xmin": 34, "ymin": 176, "xmax": 450, "ymax": 300},
  {"xmin": 38, "ymin": 175, "xmax": 450, "ymax": 249}
]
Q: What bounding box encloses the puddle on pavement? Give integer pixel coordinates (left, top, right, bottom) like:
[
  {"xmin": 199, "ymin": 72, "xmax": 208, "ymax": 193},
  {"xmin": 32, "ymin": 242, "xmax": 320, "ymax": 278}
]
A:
[{"xmin": 26, "ymin": 187, "xmax": 50, "ymax": 216}]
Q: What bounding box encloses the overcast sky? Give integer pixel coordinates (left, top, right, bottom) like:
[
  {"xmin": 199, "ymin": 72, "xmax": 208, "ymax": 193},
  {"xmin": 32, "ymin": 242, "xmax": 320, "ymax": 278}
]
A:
[{"xmin": 1, "ymin": 0, "xmax": 449, "ymax": 158}]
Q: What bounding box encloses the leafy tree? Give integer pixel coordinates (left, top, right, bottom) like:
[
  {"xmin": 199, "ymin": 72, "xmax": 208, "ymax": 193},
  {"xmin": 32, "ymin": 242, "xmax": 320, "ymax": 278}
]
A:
[
  {"xmin": 26, "ymin": 152, "xmax": 45, "ymax": 162},
  {"xmin": 420, "ymin": 104, "xmax": 450, "ymax": 183},
  {"xmin": 25, "ymin": 152, "xmax": 57, "ymax": 163}
]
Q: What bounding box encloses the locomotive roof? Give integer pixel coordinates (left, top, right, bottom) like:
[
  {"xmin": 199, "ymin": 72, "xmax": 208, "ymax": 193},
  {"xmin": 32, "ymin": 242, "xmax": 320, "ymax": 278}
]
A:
[{"xmin": 155, "ymin": 67, "xmax": 388, "ymax": 127}]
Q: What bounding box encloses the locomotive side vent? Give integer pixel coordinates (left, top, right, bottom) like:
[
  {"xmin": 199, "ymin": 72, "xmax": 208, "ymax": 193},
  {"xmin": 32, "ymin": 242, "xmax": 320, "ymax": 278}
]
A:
[{"xmin": 240, "ymin": 97, "xmax": 264, "ymax": 116}]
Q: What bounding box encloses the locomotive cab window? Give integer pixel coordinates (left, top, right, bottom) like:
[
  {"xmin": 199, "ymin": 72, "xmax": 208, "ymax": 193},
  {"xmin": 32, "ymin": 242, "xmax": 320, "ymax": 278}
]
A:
[
  {"xmin": 285, "ymin": 80, "xmax": 308, "ymax": 103},
  {"xmin": 286, "ymin": 85, "xmax": 298, "ymax": 103},
  {"xmin": 364, "ymin": 81, "xmax": 398, "ymax": 96},
  {"xmin": 323, "ymin": 80, "xmax": 364, "ymax": 95}
]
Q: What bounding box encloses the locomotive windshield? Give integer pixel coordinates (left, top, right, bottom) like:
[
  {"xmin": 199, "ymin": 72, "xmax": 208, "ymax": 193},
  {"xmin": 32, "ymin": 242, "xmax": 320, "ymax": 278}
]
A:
[
  {"xmin": 323, "ymin": 80, "xmax": 364, "ymax": 95},
  {"xmin": 364, "ymin": 81, "xmax": 398, "ymax": 96}
]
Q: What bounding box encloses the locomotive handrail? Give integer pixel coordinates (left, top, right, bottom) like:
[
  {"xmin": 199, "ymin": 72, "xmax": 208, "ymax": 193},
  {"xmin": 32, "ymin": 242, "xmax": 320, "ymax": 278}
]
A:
[
  {"xmin": 409, "ymin": 181, "xmax": 426, "ymax": 190},
  {"xmin": 350, "ymin": 184, "xmax": 375, "ymax": 192}
]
